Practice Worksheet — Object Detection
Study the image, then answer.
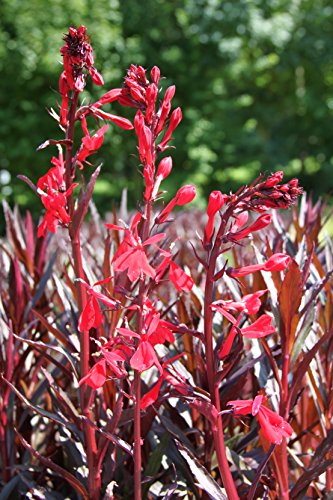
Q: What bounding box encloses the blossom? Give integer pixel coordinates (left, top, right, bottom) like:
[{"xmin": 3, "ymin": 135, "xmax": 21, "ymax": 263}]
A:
[
  {"xmin": 212, "ymin": 289, "xmax": 268, "ymax": 320},
  {"xmin": 140, "ymin": 354, "xmax": 189, "ymax": 410},
  {"xmin": 204, "ymin": 190, "xmax": 227, "ymax": 244},
  {"xmin": 169, "ymin": 261, "xmax": 194, "ymax": 292},
  {"xmin": 77, "ymin": 277, "xmax": 121, "ymax": 333},
  {"xmin": 228, "ymin": 253, "xmax": 291, "ymax": 278},
  {"xmin": 227, "ymin": 395, "xmax": 293, "ymax": 445},
  {"xmin": 37, "ymin": 182, "xmax": 77, "ymax": 237},
  {"xmin": 240, "ymin": 314, "xmax": 275, "ymax": 339},
  {"xmin": 117, "ymin": 312, "xmax": 174, "ymax": 374},
  {"xmin": 76, "ymin": 119, "xmax": 109, "ymax": 168},
  {"xmin": 239, "ymin": 172, "xmax": 303, "ymax": 211},
  {"xmin": 79, "ymin": 345, "xmax": 127, "ymax": 389},
  {"xmin": 157, "ymin": 184, "xmax": 196, "ymax": 223},
  {"xmin": 228, "ymin": 213, "xmax": 272, "ymax": 241},
  {"xmin": 107, "ymin": 217, "xmax": 167, "ymax": 282}
]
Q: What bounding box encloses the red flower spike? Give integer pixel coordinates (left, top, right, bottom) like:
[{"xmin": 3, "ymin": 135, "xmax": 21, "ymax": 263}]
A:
[
  {"xmin": 227, "ymin": 395, "xmax": 293, "ymax": 445},
  {"xmin": 60, "ymin": 25, "xmax": 103, "ymax": 92},
  {"xmin": 169, "ymin": 261, "xmax": 194, "ymax": 292}
]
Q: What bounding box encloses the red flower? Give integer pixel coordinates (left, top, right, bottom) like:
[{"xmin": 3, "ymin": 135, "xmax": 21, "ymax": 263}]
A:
[
  {"xmin": 228, "ymin": 253, "xmax": 291, "ymax": 277},
  {"xmin": 157, "ymin": 184, "xmax": 196, "ymax": 223},
  {"xmin": 169, "ymin": 261, "xmax": 194, "ymax": 292},
  {"xmin": 228, "ymin": 213, "xmax": 272, "ymax": 241},
  {"xmin": 204, "ymin": 190, "xmax": 227, "ymax": 244},
  {"xmin": 37, "ymin": 182, "xmax": 77, "ymax": 237},
  {"xmin": 140, "ymin": 353, "xmax": 189, "ymax": 410},
  {"xmin": 76, "ymin": 119, "xmax": 109, "ymax": 168},
  {"xmin": 77, "ymin": 277, "xmax": 120, "ymax": 333},
  {"xmin": 227, "ymin": 395, "xmax": 293, "ymax": 445},
  {"xmin": 151, "ymin": 156, "xmax": 173, "ymax": 199},
  {"xmin": 240, "ymin": 314, "xmax": 275, "ymax": 339},
  {"xmin": 79, "ymin": 359, "xmax": 106, "ymax": 389}
]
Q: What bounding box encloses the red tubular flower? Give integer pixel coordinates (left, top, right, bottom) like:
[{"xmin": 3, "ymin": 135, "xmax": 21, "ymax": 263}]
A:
[
  {"xmin": 240, "ymin": 314, "xmax": 275, "ymax": 338},
  {"xmin": 157, "ymin": 184, "xmax": 196, "ymax": 223},
  {"xmin": 229, "ymin": 213, "xmax": 272, "ymax": 241},
  {"xmin": 227, "ymin": 395, "xmax": 293, "ymax": 445},
  {"xmin": 59, "ymin": 71, "xmax": 70, "ymax": 127},
  {"xmin": 78, "ymin": 296, "xmax": 104, "ymax": 333},
  {"xmin": 37, "ymin": 182, "xmax": 77, "ymax": 237},
  {"xmin": 76, "ymin": 121, "xmax": 109, "ymax": 167},
  {"xmin": 158, "ymin": 107, "xmax": 182, "ymax": 151},
  {"xmin": 77, "ymin": 277, "xmax": 120, "ymax": 333},
  {"xmin": 228, "ymin": 253, "xmax": 291, "ymax": 277},
  {"xmin": 204, "ymin": 190, "xmax": 227, "ymax": 244},
  {"xmin": 79, "ymin": 359, "xmax": 106, "ymax": 389},
  {"xmin": 151, "ymin": 156, "xmax": 173, "ymax": 199},
  {"xmin": 169, "ymin": 261, "xmax": 194, "ymax": 292}
]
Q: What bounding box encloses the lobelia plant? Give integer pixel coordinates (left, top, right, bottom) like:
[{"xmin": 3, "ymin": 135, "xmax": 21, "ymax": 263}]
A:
[{"xmin": 3, "ymin": 24, "xmax": 333, "ymax": 500}]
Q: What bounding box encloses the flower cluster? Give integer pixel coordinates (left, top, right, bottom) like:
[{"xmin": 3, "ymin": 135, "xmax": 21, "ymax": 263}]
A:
[{"xmin": 240, "ymin": 171, "xmax": 303, "ymax": 212}]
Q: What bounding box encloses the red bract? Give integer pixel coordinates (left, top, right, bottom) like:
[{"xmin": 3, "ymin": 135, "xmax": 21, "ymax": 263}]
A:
[{"xmin": 227, "ymin": 395, "xmax": 293, "ymax": 445}]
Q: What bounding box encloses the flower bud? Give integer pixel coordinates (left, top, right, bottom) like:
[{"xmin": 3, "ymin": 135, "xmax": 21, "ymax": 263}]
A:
[
  {"xmin": 174, "ymin": 184, "xmax": 196, "ymax": 206},
  {"xmin": 207, "ymin": 190, "xmax": 226, "ymax": 217},
  {"xmin": 263, "ymin": 253, "xmax": 291, "ymax": 271},
  {"xmin": 150, "ymin": 66, "xmax": 161, "ymax": 85}
]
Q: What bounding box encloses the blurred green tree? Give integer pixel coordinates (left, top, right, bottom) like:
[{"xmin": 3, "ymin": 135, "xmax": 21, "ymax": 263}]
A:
[{"xmin": 1, "ymin": 0, "xmax": 333, "ymax": 224}]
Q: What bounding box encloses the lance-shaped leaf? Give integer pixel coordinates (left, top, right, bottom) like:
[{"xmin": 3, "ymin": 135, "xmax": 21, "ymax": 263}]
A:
[
  {"xmin": 15, "ymin": 430, "xmax": 89, "ymax": 500},
  {"xmin": 72, "ymin": 165, "xmax": 101, "ymax": 231},
  {"xmin": 278, "ymin": 259, "xmax": 303, "ymax": 353},
  {"xmin": 176, "ymin": 440, "xmax": 227, "ymax": 500}
]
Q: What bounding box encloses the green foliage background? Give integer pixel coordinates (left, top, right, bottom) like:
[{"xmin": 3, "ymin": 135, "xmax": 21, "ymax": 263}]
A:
[{"xmin": 1, "ymin": 0, "xmax": 333, "ymax": 220}]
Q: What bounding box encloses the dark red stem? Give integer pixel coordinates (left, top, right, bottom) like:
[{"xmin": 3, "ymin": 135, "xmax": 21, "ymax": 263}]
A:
[{"xmin": 65, "ymin": 91, "xmax": 100, "ymax": 499}]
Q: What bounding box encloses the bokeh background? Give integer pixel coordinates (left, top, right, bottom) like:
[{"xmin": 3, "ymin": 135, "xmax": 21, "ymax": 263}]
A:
[{"xmin": 1, "ymin": 0, "xmax": 333, "ymax": 228}]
